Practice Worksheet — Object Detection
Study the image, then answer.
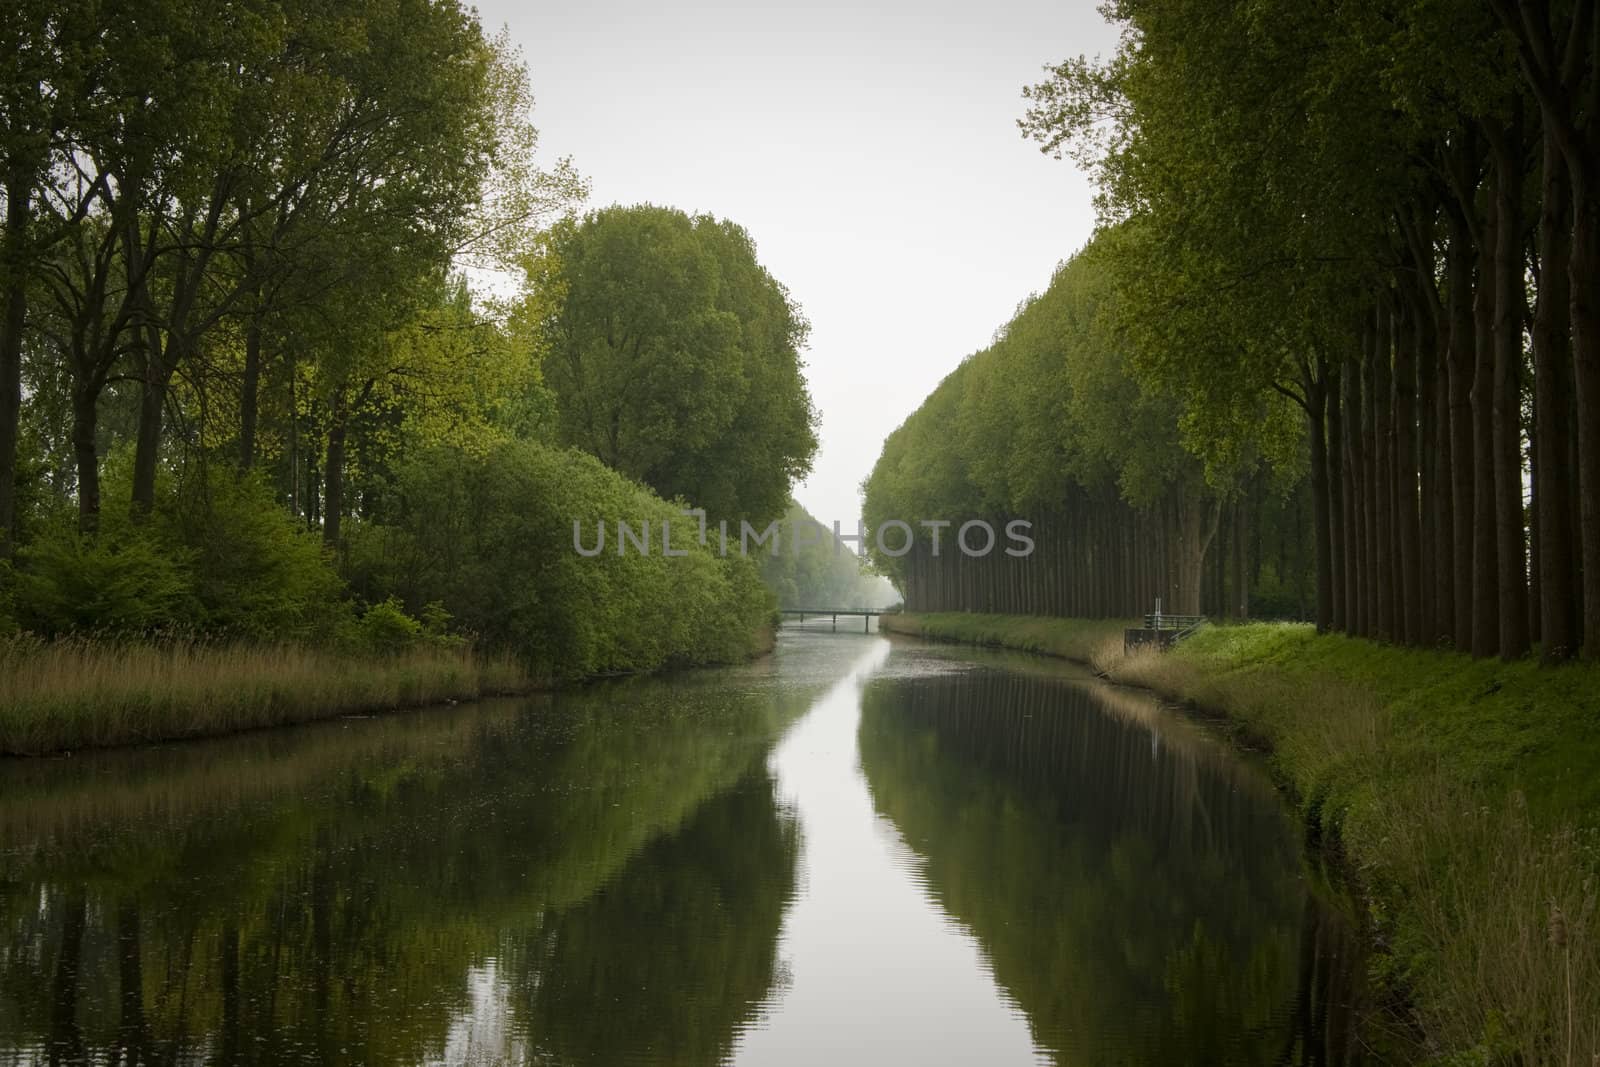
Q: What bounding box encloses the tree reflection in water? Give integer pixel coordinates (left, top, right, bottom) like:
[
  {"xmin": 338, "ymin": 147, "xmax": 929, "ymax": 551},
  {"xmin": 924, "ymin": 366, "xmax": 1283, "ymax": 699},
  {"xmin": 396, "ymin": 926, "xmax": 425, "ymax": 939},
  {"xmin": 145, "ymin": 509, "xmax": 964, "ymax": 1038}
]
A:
[{"xmin": 857, "ymin": 664, "xmax": 1366, "ymax": 1065}]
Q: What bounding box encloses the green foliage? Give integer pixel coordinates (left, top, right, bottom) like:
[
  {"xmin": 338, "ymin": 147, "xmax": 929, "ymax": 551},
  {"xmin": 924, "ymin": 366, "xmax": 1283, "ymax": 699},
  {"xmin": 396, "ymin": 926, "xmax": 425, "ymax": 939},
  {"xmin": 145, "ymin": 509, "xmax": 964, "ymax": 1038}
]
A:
[
  {"xmin": 527, "ymin": 204, "xmax": 818, "ymax": 524},
  {"xmin": 345, "ymin": 440, "xmax": 775, "ymax": 680},
  {"xmin": 863, "ymin": 239, "xmax": 1286, "ymax": 590},
  {"xmin": 0, "ymin": 0, "xmax": 793, "ymax": 716},
  {"xmin": 357, "ymin": 597, "xmax": 424, "ymax": 655},
  {"xmin": 13, "ymin": 522, "xmax": 195, "ymax": 637},
  {"xmin": 9, "ymin": 464, "xmax": 347, "ymax": 641},
  {"xmin": 157, "ymin": 468, "xmax": 346, "ymax": 640}
]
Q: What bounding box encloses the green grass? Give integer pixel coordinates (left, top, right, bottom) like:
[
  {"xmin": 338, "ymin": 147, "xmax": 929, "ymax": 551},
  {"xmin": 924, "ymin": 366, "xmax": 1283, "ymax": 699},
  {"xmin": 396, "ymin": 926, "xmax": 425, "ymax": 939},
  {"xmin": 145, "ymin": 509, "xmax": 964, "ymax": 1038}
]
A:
[
  {"xmin": 888, "ymin": 612, "xmax": 1600, "ymax": 1065},
  {"xmin": 879, "ymin": 612, "xmax": 1131, "ymax": 662},
  {"xmin": 0, "ymin": 636, "xmax": 533, "ymax": 755}
]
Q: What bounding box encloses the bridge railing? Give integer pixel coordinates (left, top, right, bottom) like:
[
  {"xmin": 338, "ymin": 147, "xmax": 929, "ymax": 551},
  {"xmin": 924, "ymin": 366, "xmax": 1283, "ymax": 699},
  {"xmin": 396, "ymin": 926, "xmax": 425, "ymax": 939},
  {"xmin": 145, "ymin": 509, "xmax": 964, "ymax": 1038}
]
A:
[
  {"xmin": 1126, "ymin": 612, "xmax": 1207, "ymax": 654},
  {"xmin": 778, "ymin": 608, "xmax": 881, "ymax": 633},
  {"xmin": 1141, "ymin": 612, "xmax": 1206, "ymax": 634}
]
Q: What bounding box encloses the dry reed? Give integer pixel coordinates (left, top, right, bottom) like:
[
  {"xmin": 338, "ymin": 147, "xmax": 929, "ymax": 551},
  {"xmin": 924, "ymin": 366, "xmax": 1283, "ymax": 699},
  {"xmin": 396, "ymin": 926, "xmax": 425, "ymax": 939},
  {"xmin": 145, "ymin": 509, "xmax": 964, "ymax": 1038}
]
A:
[{"xmin": 0, "ymin": 635, "xmax": 532, "ymax": 755}]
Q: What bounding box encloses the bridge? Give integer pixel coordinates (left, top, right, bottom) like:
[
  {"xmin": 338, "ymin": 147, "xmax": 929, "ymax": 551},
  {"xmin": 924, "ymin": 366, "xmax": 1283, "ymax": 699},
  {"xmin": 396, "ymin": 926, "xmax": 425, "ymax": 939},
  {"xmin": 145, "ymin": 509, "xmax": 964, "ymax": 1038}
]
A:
[{"xmin": 779, "ymin": 608, "xmax": 885, "ymax": 633}]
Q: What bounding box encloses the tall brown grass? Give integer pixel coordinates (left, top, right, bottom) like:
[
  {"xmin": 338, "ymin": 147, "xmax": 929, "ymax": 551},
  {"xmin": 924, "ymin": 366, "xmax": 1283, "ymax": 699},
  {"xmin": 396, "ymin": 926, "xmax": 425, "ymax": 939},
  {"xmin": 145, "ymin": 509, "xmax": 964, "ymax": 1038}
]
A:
[{"xmin": 0, "ymin": 635, "xmax": 531, "ymax": 755}]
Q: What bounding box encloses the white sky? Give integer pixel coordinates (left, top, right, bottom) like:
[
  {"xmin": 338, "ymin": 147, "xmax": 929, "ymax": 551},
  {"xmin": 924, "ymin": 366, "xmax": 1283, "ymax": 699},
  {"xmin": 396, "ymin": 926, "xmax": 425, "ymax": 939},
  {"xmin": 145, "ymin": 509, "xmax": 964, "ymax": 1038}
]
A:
[{"xmin": 475, "ymin": 0, "xmax": 1118, "ymax": 529}]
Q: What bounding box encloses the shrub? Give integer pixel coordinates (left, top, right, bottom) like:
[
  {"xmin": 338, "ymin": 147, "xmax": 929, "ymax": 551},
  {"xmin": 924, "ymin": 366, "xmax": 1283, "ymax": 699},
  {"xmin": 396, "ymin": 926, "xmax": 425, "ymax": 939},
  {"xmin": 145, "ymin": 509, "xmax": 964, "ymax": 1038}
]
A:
[
  {"xmin": 355, "ymin": 441, "xmax": 774, "ymax": 678},
  {"xmin": 13, "ymin": 522, "xmax": 196, "ymax": 636},
  {"xmin": 357, "ymin": 596, "xmax": 424, "ymax": 655},
  {"xmin": 10, "ymin": 463, "xmax": 349, "ymax": 642},
  {"xmin": 157, "ymin": 468, "xmax": 347, "ymax": 640}
]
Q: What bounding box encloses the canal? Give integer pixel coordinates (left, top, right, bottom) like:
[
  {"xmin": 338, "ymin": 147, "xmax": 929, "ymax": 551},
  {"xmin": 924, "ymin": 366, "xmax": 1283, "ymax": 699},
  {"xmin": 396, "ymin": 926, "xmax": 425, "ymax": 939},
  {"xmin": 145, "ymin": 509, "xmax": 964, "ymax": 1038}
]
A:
[{"xmin": 0, "ymin": 630, "xmax": 1362, "ymax": 1064}]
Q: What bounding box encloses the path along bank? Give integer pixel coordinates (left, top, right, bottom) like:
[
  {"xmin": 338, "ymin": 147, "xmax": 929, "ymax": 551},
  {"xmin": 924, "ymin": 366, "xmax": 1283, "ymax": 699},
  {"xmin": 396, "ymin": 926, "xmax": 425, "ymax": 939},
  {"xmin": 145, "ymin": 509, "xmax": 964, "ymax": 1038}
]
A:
[{"xmin": 881, "ymin": 611, "xmax": 1600, "ymax": 1064}]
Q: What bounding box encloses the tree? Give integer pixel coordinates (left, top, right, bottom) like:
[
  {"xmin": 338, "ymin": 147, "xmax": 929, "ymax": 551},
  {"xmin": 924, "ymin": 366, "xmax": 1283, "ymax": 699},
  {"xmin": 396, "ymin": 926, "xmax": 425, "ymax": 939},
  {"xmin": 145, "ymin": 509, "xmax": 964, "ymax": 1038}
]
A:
[{"xmin": 530, "ymin": 204, "xmax": 818, "ymax": 524}]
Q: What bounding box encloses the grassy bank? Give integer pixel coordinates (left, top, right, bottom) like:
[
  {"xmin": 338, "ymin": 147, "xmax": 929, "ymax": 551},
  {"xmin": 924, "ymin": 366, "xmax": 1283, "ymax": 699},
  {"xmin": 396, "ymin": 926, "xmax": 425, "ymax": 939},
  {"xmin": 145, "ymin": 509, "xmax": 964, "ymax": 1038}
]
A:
[
  {"xmin": 0, "ymin": 636, "xmax": 532, "ymax": 755},
  {"xmin": 877, "ymin": 612, "xmax": 1132, "ymax": 662},
  {"xmin": 883, "ymin": 611, "xmax": 1600, "ymax": 1064}
]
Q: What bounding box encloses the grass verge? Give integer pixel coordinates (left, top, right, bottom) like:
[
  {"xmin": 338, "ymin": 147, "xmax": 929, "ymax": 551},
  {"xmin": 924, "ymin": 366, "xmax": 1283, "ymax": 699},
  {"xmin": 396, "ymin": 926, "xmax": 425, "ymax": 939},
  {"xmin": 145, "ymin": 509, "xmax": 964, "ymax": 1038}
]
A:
[
  {"xmin": 878, "ymin": 611, "xmax": 1131, "ymax": 662},
  {"xmin": 884, "ymin": 611, "xmax": 1600, "ymax": 1065},
  {"xmin": 0, "ymin": 635, "xmax": 532, "ymax": 755}
]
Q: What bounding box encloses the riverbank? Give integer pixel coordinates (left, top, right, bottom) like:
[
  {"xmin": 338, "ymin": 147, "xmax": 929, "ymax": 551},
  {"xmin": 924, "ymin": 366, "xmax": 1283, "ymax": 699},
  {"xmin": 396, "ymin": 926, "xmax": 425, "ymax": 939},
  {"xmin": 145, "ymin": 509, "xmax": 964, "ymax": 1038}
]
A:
[
  {"xmin": 0, "ymin": 619, "xmax": 782, "ymax": 757},
  {"xmin": 0, "ymin": 637, "xmax": 534, "ymax": 755},
  {"xmin": 882, "ymin": 611, "xmax": 1600, "ymax": 1064},
  {"xmin": 0, "ymin": 617, "xmax": 780, "ymax": 758}
]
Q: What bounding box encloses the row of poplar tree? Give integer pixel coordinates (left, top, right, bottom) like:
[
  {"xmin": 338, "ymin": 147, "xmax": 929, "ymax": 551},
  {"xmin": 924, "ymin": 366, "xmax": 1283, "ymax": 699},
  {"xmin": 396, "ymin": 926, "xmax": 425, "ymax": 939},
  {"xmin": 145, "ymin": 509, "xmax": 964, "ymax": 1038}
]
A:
[{"xmin": 873, "ymin": 0, "xmax": 1600, "ymax": 662}]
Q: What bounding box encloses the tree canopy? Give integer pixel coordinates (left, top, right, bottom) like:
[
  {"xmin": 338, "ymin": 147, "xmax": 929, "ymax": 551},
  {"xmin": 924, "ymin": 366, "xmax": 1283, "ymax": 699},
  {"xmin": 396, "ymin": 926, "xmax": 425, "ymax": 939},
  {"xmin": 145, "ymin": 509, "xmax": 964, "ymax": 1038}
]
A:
[{"xmin": 528, "ymin": 204, "xmax": 818, "ymax": 525}]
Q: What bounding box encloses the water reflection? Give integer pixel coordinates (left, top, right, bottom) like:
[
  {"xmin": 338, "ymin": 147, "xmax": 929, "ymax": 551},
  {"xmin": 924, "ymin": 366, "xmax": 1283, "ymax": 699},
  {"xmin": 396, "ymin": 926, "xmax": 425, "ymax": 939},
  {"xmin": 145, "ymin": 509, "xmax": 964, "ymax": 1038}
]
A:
[
  {"xmin": 0, "ymin": 633, "xmax": 1363, "ymax": 1066},
  {"xmin": 0, "ymin": 641, "xmax": 830, "ymax": 1066},
  {"xmin": 856, "ymin": 649, "xmax": 1364, "ymax": 1064}
]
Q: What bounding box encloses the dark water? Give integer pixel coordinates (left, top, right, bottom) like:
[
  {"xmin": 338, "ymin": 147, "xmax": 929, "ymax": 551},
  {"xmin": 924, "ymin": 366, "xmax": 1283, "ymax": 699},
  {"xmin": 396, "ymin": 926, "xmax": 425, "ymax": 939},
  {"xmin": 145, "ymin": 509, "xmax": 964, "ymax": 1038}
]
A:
[{"xmin": 0, "ymin": 631, "xmax": 1364, "ymax": 1065}]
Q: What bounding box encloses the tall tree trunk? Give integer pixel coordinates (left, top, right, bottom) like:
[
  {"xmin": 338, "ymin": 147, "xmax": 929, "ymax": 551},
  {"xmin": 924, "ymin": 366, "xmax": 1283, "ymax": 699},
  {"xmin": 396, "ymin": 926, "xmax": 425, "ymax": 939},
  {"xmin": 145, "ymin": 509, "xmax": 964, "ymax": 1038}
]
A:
[
  {"xmin": 1431, "ymin": 280, "xmax": 1455, "ymax": 647},
  {"xmin": 1363, "ymin": 327, "xmax": 1381, "ymax": 636},
  {"xmin": 1417, "ymin": 312, "xmax": 1438, "ymax": 646},
  {"xmin": 1489, "ymin": 0, "xmax": 1599, "ymax": 657},
  {"xmin": 1372, "ymin": 302, "xmax": 1397, "ymax": 641},
  {"xmin": 0, "ymin": 168, "xmax": 26, "ymax": 558},
  {"xmin": 1234, "ymin": 489, "xmax": 1249, "ymax": 619},
  {"xmin": 1327, "ymin": 361, "xmax": 1346, "ymax": 631},
  {"xmin": 1571, "ymin": 159, "xmax": 1600, "ymax": 658},
  {"xmin": 1471, "ymin": 182, "xmax": 1502, "ymax": 658},
  {"xmin": 1393, "ymin": 285, "xmax": 1424, "ymax": 646},
  {"xmin": 1534, "ymin": 119, "xmax": 1580, "ymax": 661},
  {"xmin": 1306, "ymin": 362, "xmax": 1334, "ymax": 632},
  {"xmin": 1174, "ymin": 491, "xmax": 1219, "ymax": 615},
  {"xmin": 71, "ymin": 384, "xmax": 100, "ymax": 536},
  {"xmin": 323, "ymin": 392, "xmax": 347, "ymax": 547},
  {"xmin": 1342, "ymin": 353, "xmax": 1364, "ymax": 636},
  {"xmin": 239, "ymin": 311, "xmax": 263, "ymax": 471},
  {"xmin": 1445, "ymin": 205, "xmax": 1478, "ymax": 650},
  {"xmin": 1490, "ymin": 113, "xmax": 1532, "ymax": 658},
  {"xmin": 131, "ymin": 330, "xmax": 175, "ymax": 518}
]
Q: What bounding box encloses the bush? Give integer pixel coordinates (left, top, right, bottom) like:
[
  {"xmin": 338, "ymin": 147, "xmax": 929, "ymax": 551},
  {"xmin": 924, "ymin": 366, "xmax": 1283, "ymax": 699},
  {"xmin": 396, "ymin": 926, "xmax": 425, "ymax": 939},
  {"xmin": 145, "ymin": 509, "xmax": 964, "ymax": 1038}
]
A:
[
  {"xmin": 356, "ymin": 596, "xmax": 424, "ymax": 654},
  {"xmin": 349, "ymin": 441, "xmax": 774, "ymax": 679},
  {"xmin": 9, "ymin": 464, "xmax": 349, "ymax": 642},
  {"xmin": 13, "ymin": 522, "xmax": 196, "ymax": 636},
  {"xmin": 157, "ymin": 467, "xmax": 348, "ymax": 640}
]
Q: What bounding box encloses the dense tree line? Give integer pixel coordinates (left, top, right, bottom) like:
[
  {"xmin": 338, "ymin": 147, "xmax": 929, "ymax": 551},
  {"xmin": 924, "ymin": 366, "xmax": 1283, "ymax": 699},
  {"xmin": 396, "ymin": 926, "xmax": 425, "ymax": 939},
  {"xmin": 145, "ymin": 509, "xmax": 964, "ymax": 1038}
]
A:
[
  {"xmin": 0, "ymin": 3, "xmax": 816, "ymax": 672},
  {"xmin": 759, "ymin": 500, "xmax": 900, "ymax": 611},
  {"xmin": 871, "ymin": 0, "xmax": 1598, "ymax": 661},
  {"xmin": 1017, "ymin": 0, "xmax": 1600, "ymax": 662},
  {"xmin": 863, "ymin": 245, "xmax": 1315, "ymax": 618}
]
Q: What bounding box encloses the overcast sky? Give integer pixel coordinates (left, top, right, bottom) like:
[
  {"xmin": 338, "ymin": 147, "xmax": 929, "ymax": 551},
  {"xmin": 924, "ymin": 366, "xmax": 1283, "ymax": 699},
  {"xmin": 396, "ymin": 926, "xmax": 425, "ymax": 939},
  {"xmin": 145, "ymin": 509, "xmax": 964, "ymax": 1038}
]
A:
[{"xmin": 475, "ymin": 0, "xmax": 1119, "ymax": 530}]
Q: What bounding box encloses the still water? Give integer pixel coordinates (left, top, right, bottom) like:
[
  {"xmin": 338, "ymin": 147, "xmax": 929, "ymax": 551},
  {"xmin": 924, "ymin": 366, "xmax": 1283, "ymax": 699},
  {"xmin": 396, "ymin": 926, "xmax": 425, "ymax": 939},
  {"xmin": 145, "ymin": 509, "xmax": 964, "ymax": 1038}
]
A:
[{"xmin": 0, "ymin": 630, "xmax": 1363, "ymax": 1065}]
